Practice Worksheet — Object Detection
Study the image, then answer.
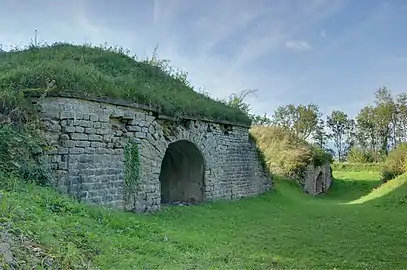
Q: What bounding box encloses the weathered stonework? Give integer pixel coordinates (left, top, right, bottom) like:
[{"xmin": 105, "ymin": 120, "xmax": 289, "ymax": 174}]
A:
[
  {"xmin": 33, "ymin": 94, "xmax": 272, "ymax": 212},
  {"xmin": 302, "ymin": 162, "xmax": 332, "ymax": 195}
]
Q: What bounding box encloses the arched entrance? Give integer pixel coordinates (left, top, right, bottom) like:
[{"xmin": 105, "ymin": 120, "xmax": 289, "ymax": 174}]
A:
[
  {"xmin": 315, "ymin": 171, "xmax": 323, "ymax": 194},
  {"xmin": 159, "ymin": 140, "xmax": 205, "ymax": 204}
]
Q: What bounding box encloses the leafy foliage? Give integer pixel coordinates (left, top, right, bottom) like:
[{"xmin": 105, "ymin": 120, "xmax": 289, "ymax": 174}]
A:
[
  {"xmin": 0, "ymin": 42, "xmax": 251, "ymax": 125},
  {"xmin": 347, "ymin": 147, "xmax": 375, "ymax": 163},
  {"xmin": 250, "ymin": 126, "xmax": 331, "ymax": 179},
  {"xmin": 0, "ymin": 124, "xmax": 48, "ymax": 185},
  {"xmin": 327, "ymin": 110, "xmax": 352, "ymax": 161},
  {"xmin": 271, "ymin": 104, "xmax": 320, "ymax": 140},
  {"xmin": 381, "ymin": 143, "xmax": 407, "ymax": 182},
  {"xmin": 331, "ymin": 162, "xmax": 384, "ymax": 172}
]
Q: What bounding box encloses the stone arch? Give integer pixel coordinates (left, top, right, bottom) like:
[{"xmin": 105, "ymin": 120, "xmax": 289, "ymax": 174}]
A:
[
  {"xmin": 159, "ymin": 139, "xmax": 206, "ymax": 204},
  {"xmin": 315, "ymin": 171, "xmax": 323, "ymax": 194}
]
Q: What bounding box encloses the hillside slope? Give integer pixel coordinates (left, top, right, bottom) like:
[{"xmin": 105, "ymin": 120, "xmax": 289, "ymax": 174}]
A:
[{"xmin": 1, "ymin": 171, "xmax": 406, "ymax": 269}]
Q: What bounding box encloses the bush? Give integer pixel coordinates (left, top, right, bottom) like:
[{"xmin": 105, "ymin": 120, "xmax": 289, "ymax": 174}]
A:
[
  {"xmin": 312, "ymin": 146, "xmax": 333, "ymax": 167},
  {"xmin": 332, "ymin": 162, "xmax": 384, "ymax": 172},
  {"xmin": 347, "ymin": 147, "xmax": 375, "ymax": 163},
  {"xmin": 381, "ymin": 168, "xmax": 397, "ymax": 183},
  {"xmin": 0, "ymin": 124, "xmax": 48, "ymax": 185},
  {"xmin": 249, "ymin": 126, "xmax": 331, "ymax": 179},
  {"xmin": 381, "ymin": 143, "xmax": 407, "ymax": 182}
]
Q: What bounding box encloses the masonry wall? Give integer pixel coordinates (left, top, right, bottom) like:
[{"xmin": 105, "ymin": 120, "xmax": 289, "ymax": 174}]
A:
[
  {"xmin": 302, "ymin": 162, "xmax": 332, "ymax": 195},
  {"xmin": 36, "ymin": 96, "xmax": 272, "ymax": 212}
]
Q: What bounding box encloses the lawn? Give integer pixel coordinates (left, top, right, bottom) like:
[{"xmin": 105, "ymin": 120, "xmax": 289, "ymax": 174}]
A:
[{"xmin": 1, "ymin": 170, "xmax": 406, "ymax": 269}]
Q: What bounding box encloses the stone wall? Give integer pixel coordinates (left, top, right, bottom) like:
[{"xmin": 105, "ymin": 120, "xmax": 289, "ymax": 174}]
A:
[
  {"xmin": 302, "ymin": 162, "xmax": 332, "ymax": 195},
  {"xmin": 34, "ymin": 94, "xmax": 272, "ymax": 212}
]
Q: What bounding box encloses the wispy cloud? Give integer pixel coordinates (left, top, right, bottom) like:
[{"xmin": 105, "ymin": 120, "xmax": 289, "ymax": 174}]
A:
[
  {"xmin": 0, "ymin": 0, "xmax": 405, "ymax": 119},
  {"xmin": 284, "ymin": 41, "xmax": 312, "ymax": 51}
]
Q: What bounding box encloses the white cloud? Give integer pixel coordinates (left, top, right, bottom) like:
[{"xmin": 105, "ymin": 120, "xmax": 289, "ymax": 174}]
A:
[
  {"xmin": 0, "ymin": 0, "xmax": 348, "ymax": 116},
  {"xmin": 284, "ymin": 40, "xmax": 312, "ymax": 51}
]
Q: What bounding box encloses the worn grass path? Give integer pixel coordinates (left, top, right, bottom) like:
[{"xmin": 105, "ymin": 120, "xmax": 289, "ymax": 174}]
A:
[{"xmin": 1, "ymin": 170, "xmax": 407, "ymax": 269}]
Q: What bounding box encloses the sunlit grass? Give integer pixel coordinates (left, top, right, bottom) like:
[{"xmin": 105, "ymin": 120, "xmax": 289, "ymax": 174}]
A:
[
  {"xmin": 1, "ymin": 170, "xmax": 406, "ymax": 269},
  {"xmin": 349, "ymin": 173, "xmax": 407, "ymax": 205}
]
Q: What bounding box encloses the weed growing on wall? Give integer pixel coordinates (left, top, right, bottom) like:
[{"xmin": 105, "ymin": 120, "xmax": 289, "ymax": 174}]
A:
[
  {"xmin": 0, "ymin": 124, "xmax": 49, "ymax": 186},
  {"xmin": 124, "ymin": 141, "xmax": 141, "ymax": 208}
]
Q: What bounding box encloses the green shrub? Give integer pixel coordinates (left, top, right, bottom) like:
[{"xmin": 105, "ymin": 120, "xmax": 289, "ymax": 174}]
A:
[
  {"xmin": 332, "ymin": 162, "xmax": 384, "ymax": 172},
  {"xmin": 381, "ymin": 143, "xmax": 407, "ymax": 182},
  {"xmin": 312, "ymin": 146, "xmax": 333, "ymax": 167},
  {"xmin": 0, "ymin": 124, "xmax": 48, "ymax": 185},
  {"xmin": 347, "ymin": 147, "xmax": 375, "ymax": 163},
  {"xmin": 250, "ymin": 126, "xmax": 331, "ymax": 179},
  {"xmin": 381, "ymin": 168, "xmax": 397, "ymax": 183}
]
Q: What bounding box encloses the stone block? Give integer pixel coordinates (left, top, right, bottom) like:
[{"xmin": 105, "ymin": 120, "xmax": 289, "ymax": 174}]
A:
[
  {"xmin": 91, "ymin": 141, "xmax": 106, "ymax": 148},
  {"xmin": 60, "ymin": 111, "xmax": 75, "ymax": 119},
  {"xmin": 75, "ymin": 126, "xmax": 85, "ymax": 133},
  {"xmin": 84, "ymin": 127, "xmax": 96, "ymax": 134},
  {"xmin": 76, "ymin": 141, "xmax": 91, "ymax": 148},
  {"xmin": 62, "ymin": 126, "xmax": 76, "ymax": 133},
  {"xmin": 61, "ymin": 140, "xmax": 75, "ymax": 148},
  {"xmin": 89, "ymin": 113, "xmax": 99, "ymax": 121},
  {"xmin": 96, "ymin": 128, "xmax": 109, "ymax": 135},
  {"xmin": 70, "ymin": 133, "xmax": 89, "ymax": 141},
  {"xmin": 80, "ymin": 120, "xmax": 93, "ymax": 128},
  {"xmin": 89, "ymin": 134, "xmax": 103, "ymax": 141},
  {"xmin": 126, "ymin": 125, "xmax": 141, "ymax": 132},
  {"xmin": 135, "ymin": 132, "xmax": 147, "ymax": 139}
]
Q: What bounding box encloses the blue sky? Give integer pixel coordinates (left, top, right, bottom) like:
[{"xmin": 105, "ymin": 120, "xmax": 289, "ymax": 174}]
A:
[{"xmin": 0, "ymin": 0, "xmax": 406, "ymax": 119}]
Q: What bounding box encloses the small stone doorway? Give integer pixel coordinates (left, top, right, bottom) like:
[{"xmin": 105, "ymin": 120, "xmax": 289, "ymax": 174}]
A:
[
  {"xmin": 159, "ymin": 140, "xmax": 205, "ymax": 205},
  {"xmin": 315, "ymin": 171, "xmax": 324, "ymax": 194}
]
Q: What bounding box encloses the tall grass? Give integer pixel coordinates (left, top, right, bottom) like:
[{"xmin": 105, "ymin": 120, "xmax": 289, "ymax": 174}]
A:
[
  {"xmin": 0, "ymin": 42, "xmax": 250, "ymax": 125},
  {"xmin": 250, "ymin": 125, "xmax": 332, "ymax": 179}
]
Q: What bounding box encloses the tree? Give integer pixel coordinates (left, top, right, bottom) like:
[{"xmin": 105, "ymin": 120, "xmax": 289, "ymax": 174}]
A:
[
  {"xmin": 396, "ymin": 93, "xmax": 407, "ymax": 143},
  {"xmin": 251, "ymin": 113, "xmax": 272, "ymax": 126},
  {"xmin": 343, "ymin": 118, "xmax": 357, "ymax": 158},
  {"xmin": 272, "ymin": 104, "xmax": 321, "ymax": 140},
  {"xmin": 356, "ymin": 106, "xmax": 377, "ymax": 152},
  {"xmin": 326, "ymin": 110, "xmax": 351, "ymax": 161},
  {"xmin": 312, "ymin": 118, "xmax": 330, "ymax": 148},
  {"xmin": 373, "ymin": 87, "xmax": 397, "ymax": 154}
]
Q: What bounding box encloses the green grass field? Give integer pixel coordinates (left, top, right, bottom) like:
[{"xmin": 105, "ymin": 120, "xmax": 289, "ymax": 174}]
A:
[{"xmin": 1, "ymin": 170, "xmax": 406, "ymax": 269}]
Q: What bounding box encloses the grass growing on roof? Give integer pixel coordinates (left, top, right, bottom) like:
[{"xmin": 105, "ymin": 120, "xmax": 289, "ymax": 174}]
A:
[{"xmin": 0, "ymin": 42, "xmax": 251, "ymax": 125}]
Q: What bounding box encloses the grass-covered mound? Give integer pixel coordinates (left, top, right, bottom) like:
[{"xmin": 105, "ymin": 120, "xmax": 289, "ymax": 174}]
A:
[
  {"xmin": 1, "ymin": 170, "xmax": 406, "ymax": 269},
  {"xmin": 250, "ymin": 125, "xmax": 332, "ymax": 179},
  {"xmin": 0, "ymin": 43, "xmax": 250, "ymax": 125}
]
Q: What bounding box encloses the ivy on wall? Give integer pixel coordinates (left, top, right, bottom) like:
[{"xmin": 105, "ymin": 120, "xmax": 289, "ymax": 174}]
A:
[{"xmin": 124, "ymin": 141, "xmax": 140, "ymax": 208}]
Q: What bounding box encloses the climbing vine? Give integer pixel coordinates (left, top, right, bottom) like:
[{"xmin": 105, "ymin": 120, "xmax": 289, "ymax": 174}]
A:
[{"xmin": 124, "ymin": 141, "xmax": 140, "ymax": 207}]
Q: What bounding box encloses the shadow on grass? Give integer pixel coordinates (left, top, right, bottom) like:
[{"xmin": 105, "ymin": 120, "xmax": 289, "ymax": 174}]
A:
[
  {"xmin": 346, "ymin": 174, "xmax": 407, "ymax": 208},
  {"xmin": 325, "ymin": 177, "xmax": 383, "ymax": 203}
]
